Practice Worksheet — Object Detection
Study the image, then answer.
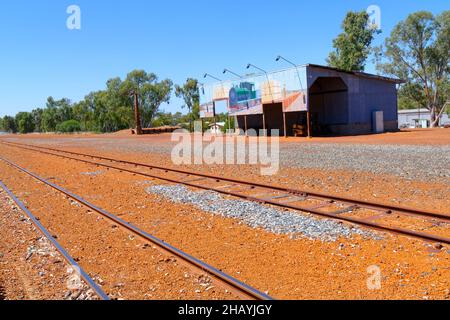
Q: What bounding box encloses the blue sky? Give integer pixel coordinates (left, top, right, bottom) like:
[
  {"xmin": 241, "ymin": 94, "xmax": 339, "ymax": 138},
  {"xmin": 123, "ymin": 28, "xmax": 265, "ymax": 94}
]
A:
[{"xmin": 0, "ymin": 0, "xmax": 447, "ymax": 117}]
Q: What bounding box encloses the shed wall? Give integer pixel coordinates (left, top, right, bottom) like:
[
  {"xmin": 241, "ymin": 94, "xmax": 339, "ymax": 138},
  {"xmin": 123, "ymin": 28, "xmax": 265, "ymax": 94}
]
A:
[{"xmin": 307, "ymin": 66, "xmax": 399, "ymax": 134}]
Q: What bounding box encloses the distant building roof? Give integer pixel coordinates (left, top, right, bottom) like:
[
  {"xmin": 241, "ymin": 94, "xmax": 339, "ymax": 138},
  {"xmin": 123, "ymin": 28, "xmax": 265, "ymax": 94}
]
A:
[
  {"xmin": 398, "ymin": 108, "xmax": 430, "ymax": 114},
  {"xmin": 209, "ymin": 122, "xmax": 226, "ymax": 127}
]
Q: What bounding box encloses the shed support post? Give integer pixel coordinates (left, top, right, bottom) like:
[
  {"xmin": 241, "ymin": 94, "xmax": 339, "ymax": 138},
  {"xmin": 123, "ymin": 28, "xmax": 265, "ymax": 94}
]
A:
[
  {"xmin": 283, "ymin": 112, "xmax": 287, "ymax": 138},
  {"xmin": 262, "ymin": 111, "xmax": 266, "ymax": 136},
  {"xmin": 244, "ymin": 115, "xmax": 248, "ymax": 137},
  {"xmin": 307, "ymin": 110, "xmax": 312, "ymax": 138}
]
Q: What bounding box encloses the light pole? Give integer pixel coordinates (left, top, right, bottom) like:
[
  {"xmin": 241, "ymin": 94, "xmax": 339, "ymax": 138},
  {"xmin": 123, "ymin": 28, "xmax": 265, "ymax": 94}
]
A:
[
  {"xmin": 276, "ymin": 55, "xmax": 310, "ymax": 138},
  {"xmin": 275, "ymin": 55, "xmax": 304, "ymax": 91},
  {"xmin": 222, "ymin": 69, "xmax": 243, "ymax": 133},
  {"xmin": 223, "ymin": 69, "xmax": 243, "ymax": 79},
  {"xmin": 246, "ymin": 63, "xmax": 273, "ymax": 101},
  {"xmin": 203, "ymin": 73, "xmax": 221, "ymax": 82},
  {"xmin": 247, "ymin": 63, "xmax": 272, "ymax": 136},
  {"xmin": 203, "ymin": 73, "xmax": 222, "ymax": 133}
]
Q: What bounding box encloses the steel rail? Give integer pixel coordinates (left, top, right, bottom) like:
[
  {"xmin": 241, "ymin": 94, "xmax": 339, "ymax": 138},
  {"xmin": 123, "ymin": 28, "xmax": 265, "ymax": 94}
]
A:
[
  {"xmin": 0, "ymin": 180, "xmax": 110, "ymax": 300},
  {"xmin": 1, "ymin": 142, "xmax": 449, "ymax": 244},
  {"xmin": 2, "ymin": 140, "xmax": 448, "ymax": 221},
  {"xmin": 0, "ymin": 156, "xmax": 273, "ymax": 301}
]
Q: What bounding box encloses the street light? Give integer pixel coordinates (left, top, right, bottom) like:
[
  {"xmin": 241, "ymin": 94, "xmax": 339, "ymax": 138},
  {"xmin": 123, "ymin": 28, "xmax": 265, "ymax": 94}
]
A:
[
  {"xmin": 275, "ymin": 55, "xmax": 304, "ymax": 91},
  {"xmin": 198, "ymin": 82, "xmax": 205, "ymax": 95},
  {"xmin": 221, "ymin": 70, "xmax": 241, "ymax": 134},
  {"xmin": 203, "ymin": 73, "xmax": 221, "ymax": 82},
  {"xmin": 246, "ymin": 63, "xmax": 268, "ymax": 74},
  {"xmin": 223, "ymin": 68, "xmax": 243, "ymax": 79},
  {"xmin": 247, "ymin": 63, "xmax": 273, "ymax": 101},
  {"xmin": 276, "ymin": 55, "xmax": 310, "ymax": 137}
]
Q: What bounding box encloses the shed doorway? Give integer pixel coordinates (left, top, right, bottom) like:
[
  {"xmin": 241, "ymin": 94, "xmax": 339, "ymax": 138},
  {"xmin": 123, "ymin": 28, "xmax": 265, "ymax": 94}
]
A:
[{"xmin": 308, "ymin": 77, "xmax": 349, "ymax": 135}]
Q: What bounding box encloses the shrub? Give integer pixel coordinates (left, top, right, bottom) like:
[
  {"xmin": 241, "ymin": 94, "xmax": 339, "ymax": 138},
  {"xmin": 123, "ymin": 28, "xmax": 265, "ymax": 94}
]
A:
[{"xmin": 56, "ymin": 120, "xmax": 81, "ymax": 133}]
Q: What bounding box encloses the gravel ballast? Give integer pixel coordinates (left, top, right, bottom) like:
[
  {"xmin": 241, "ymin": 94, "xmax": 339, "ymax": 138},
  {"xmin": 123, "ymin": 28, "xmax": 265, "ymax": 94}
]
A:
[
  {"xmin": 146, "ymin": 184, "xmax": 380, "ymax": 242},
  {"xmin": 280, "ymin": 143, "xmax": 450, "ymax": 183}
]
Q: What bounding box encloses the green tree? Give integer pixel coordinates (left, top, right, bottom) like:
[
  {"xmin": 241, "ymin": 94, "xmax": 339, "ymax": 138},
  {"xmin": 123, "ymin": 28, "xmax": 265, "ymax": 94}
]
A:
[
  {"xmin": 15, "ymin": 112, "xmax": 35, "ymax": 134},
  {"xmin": 77, "ymin": 92, "xmax": 100, "ymax": 132},
  {"xmin": 151, "ymin": 111, "xmax": 185, "ymax": 127},
  {"xmin": 2, "ymin": 69, "xmax": 174, "ymax": 134},
  {"xmin": 2, "ymin": 116, "xmax": 17, "ymax": 133},
  {"xmin": 72, "ymin": 100, "xmax": 91, "ymax": 131},
  {"xmin": 327, "ymin": 11, "xmax": 377, "ymax": 71},
  {"xmin": 121, "ymin": 70, "xmax": 172, "ymax": 128},
  {"xmin": 376, "ymin": 11, "xmax": 450, "ymax": 127},
  {"xmin": 56, "ymin": 120, "xmax": 81, "ymax": 133},
  {"xmin": 31, "ymin": 108, "xmax": 44, "ymax": 132},
  {"xmin": 175, "ymin": 78, "xmax": 200, "ymax": 131}
]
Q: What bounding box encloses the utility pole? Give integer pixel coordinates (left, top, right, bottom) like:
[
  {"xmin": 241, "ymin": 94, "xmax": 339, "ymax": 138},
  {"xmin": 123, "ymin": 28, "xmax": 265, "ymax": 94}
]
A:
[{"xmin": 133, "ymin": 91, "xmax": 143, "ymax": 135}]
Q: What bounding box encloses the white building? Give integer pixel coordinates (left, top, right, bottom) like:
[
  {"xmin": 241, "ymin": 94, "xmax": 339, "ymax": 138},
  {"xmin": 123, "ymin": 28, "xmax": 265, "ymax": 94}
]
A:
[
  {"xmin": 208, "ymin": 122, "xmax": 226, "ymax": 134},
  {"xmin": 398, "ymin": 108, "xmax": 450, "ymax": 129}
]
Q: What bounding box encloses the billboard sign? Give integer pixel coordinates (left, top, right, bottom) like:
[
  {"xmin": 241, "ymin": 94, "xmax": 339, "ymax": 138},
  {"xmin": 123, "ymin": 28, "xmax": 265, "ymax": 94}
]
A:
[
  {"xmin": 200, "ymin": 66, "xmax": 308, "ymax": 118},
  {"xmin": 199, "ymin": 102, "xmax": 215, "ymax": 118}
]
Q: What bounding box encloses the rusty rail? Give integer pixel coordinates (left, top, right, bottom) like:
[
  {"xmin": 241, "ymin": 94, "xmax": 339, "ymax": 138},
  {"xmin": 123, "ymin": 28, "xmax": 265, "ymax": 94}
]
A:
[
  {"xmin": 0, "ymin": 155, "xmax": 273, "ymax": 301},
  {"xmin": 1, "ymin": 141, "xmax": 449, "ymax": 245},
  {"xmin": 2, "ymin": 140, "xmax": 448, "ymax": 221},
  {"xmin": 0, "ymin": 180, "xmax": 110, "ymax": 300}
]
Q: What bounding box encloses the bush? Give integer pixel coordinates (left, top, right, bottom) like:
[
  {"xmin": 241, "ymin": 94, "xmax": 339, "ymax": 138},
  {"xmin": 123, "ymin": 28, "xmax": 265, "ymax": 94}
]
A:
[{"xmin": 56, "ymin": 120, "xmax": 81, "ymax": 133}]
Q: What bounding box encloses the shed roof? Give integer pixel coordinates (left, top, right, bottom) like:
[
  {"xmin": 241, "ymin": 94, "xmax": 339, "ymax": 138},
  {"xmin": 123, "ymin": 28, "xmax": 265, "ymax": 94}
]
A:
[
  {"xmin": 306, "ymin": 64, "xmax": 405, "ymax": 84},
  {"xmin": 398, "ymin": 108, "xmax": 430, "ymax": 114}
]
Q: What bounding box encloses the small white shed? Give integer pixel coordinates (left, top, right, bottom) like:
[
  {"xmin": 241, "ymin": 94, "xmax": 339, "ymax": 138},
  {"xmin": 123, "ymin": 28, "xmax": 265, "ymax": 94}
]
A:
[{"xmin": 208, "ymin": 122, "xmax": 226, "ymax": 134}]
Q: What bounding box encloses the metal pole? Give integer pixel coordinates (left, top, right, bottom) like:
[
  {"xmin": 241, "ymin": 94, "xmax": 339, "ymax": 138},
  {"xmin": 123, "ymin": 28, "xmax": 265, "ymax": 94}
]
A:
[
  {"xmin": 244, "ymin": 115, "xmax": 248, "ymax": 137},
  {"xmin": 276, "ymin": 56, "xmax": 304, "ymax": 93},
  {"xmin": 227, "ymin": 99, "xmax": 231, "ymax": 134},
  {"xmin": 247, "ymin": 64, "xmax": 273, "ymax": 102},
  {"xmin": 307, "ymin": 110, "xmax": 312, "ymax": 138},
  {"xmin": 134, "ymin": 92, "xmax": 143, "ymax": 135},
  {"xmin": 283, "ymin": 112, "xmax": 287, "ymax": 138},
  {"xmin": 262, "ymin": 110, "xmax": 266, "ymax": 136}
]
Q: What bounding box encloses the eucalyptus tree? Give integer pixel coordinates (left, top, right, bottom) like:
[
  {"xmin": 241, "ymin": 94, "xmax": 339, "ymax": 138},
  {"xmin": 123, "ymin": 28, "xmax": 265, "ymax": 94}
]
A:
[
  {"xmin": 376, "ymin": 11, "xmax": 449, "ymax": 126},
  {"xmin": 327, "ymin": 11, "xmax": 377, "ymax": 71}
]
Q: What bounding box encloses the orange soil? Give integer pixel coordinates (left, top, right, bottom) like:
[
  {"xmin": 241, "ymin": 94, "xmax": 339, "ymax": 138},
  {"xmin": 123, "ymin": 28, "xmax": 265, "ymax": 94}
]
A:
[
  {"xmin": 0, "ymin": 139, "xmax": 449, "ymax": 300},
  {"xmin": 4, "ymin": 127, "xmax": 450, "ymax": 145}
]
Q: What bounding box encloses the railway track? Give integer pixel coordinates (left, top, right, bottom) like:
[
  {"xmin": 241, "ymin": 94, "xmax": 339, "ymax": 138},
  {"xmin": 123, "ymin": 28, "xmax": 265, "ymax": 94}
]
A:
[
  {"xmin": 0, "ymin": 180, "xmax": 110, "ymax": 300},
  {"xmin": 1, "ymin": 140, "xmax": 450, "ymax": 245},
  {"xmin": 0, "ymin": 155, "xmax": 273, "ymax": 300}
]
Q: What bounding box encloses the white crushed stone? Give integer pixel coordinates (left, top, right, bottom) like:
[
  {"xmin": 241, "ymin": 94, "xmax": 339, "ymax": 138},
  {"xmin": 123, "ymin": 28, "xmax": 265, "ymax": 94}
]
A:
[{"xmin": 146, "ymin": 184, "xmax": 381, "ymax": 242}]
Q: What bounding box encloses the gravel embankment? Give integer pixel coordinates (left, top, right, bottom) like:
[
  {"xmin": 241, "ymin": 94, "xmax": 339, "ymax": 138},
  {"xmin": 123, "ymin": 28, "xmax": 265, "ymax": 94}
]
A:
[
  {"xmin": 280, "ymin": 144, "xmax": 450, "ymax": 183},
  {"xmin": 146, "ymin": 184, "xmax": 380, "ymax": 242}
]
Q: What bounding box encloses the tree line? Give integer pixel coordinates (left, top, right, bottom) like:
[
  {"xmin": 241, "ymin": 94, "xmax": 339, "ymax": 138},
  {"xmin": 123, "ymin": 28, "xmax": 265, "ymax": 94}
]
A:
[{"xmin": 0, "ymin": 70, "xmax": 200, "ymax": 134}]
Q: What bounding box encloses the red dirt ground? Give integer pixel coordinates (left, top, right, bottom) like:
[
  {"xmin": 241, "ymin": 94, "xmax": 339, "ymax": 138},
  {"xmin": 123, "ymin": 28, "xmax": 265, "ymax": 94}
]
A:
[{"xmin": 0, "ymin": 129, "xmax": 449, "ymax": 300}]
